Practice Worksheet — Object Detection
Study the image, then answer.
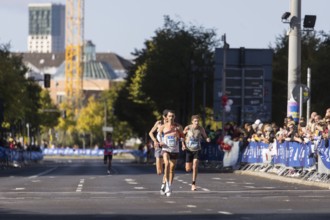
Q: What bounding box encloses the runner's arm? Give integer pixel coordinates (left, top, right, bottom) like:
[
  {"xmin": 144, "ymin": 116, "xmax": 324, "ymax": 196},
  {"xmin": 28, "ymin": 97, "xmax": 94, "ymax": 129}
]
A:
[
  {"xmin": 201, "ymin": 127, "xmax": 211, "ymax": 142},
  {"xmin": 148, "ymin": 121, "xmax": 161, "ymax": 146}
]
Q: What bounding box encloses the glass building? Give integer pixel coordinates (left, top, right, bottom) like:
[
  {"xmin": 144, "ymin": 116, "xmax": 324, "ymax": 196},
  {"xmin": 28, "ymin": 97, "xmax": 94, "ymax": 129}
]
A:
[{"xmin": 28, "ymin": 3, "xmax": 65, "ymax": 53}]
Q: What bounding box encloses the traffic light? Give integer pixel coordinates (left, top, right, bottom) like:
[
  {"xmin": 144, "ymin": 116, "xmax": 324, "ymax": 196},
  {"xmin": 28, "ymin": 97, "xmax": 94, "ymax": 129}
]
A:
[{"xmin": 44, "ymin": 74, "xmax": 51, "ymax": 88}]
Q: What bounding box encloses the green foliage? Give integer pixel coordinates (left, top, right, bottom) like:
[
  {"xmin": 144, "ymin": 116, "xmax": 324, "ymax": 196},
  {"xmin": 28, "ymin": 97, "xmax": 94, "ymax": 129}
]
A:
[
  {"xmin": 272, "ymin": 31, "xmax": 330, "ymax": 124},
  {"xmin": 115, "ymin": 16, "xmax": 219, "ymax": 137},
  {"xmin": 0, "ymin": 44, "xmax": 29, "ymax": 123},
  {"xmin": 0, "ymin": 44, "xmax": 60, "ymax": 143}
]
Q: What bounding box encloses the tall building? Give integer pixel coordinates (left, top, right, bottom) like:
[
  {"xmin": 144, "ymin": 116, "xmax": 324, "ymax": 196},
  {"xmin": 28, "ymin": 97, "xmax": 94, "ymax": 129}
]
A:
[{"xmin": 28, "ymin": 3, "xmax": 65, "ymax": 53}]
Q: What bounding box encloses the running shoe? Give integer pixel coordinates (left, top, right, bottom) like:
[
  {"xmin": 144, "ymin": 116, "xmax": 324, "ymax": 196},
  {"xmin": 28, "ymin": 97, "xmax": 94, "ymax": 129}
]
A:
[
  {"xmin": 191, "ymin": 184, "xmax": 197, "ymax": 191},
  {"xmin": 164, "ymin": 184, "xmax": 172, "ymax": 197},
  {"xmin": 107, "ymin": 170, "xmax": 111, "ymax": 175},
  {"xmin": 160, "ymin": 183, "xmax": 166, "ymax": 195}
]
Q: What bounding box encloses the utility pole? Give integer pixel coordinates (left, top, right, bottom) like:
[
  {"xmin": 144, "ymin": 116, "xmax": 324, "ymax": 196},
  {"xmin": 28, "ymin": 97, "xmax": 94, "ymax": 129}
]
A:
[
  {"xmin": 287, "ymin": 0, "xmax": 301, "ymax": 120},
  {"xmin": 307, "ymin": 67, "xmax": 311, "ymax": 121},
  {"xmin": 221, "ymin": 34, "xmax": 228, "ymax": 136}
]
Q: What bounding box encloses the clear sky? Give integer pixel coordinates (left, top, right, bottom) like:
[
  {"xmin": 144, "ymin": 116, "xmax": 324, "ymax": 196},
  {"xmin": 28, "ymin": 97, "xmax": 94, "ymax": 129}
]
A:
[{"xmin": 0, "ymin": 0, "xmax": 329, "ymax": 59}]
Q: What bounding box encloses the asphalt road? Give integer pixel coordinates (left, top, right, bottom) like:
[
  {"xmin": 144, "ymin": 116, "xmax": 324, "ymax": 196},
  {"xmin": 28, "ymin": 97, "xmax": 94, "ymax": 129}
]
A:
[{"xmin": 0, "ymin": 157, "xmax": 330, "ymax": 220}]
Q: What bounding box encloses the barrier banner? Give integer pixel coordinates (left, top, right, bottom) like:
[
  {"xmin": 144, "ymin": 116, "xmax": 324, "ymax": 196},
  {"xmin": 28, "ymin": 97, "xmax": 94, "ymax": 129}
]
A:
[
  {"xmin": 317, "ymin": 140, "xmax": 330, "ymax": 173},
  {"xmin": 301, "ymin": 142, "xmax": 314, "ymax": 168},
  {"xmin": 242, "ymin": 141, "xmax": 262, "ymax": 163},
  {"xmin": 42, "ymin": 148, "xmax": 139, "ymax": 157},
  {"xmin": 274, "ymin": 141, "xmax": 287, "ymax": 165},
  {"xmin": 286, "ymin": 142, "xmax": 300, "ymax": 167},
  {"xmin": 242, "ymin": 141, "xmax": 315, "ymax": 168}
]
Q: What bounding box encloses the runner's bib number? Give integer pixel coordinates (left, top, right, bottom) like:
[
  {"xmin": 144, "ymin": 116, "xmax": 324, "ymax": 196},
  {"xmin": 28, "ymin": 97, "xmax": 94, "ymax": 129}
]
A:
[
  {"xmin": 187, "ymin": 138, "xmax": 201, "ymax": 151},
  {"xmin": 166, "ymin": 136, "xmax": 176, "ymax": 147}
]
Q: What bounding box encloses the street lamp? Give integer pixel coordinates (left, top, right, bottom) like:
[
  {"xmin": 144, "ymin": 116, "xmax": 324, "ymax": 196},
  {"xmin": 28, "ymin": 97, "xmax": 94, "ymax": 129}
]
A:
[
  {"xmin": 281, "ymin": 0, "xmax": 316, "ymax": 121},
  {"xmin": 221, "ymin": 34, "xmax": 229, "ymax": 136},
  {"xmin": 303, "ymin": 15, "xmax": 316, "ymax": 30}
]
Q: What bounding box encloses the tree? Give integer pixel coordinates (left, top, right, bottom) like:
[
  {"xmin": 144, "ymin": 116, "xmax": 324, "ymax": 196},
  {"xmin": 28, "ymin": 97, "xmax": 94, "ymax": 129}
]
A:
[
  {"xmin": 0, "ymin": 45, "xmax": 29, "ymax": 125},
  {"xmin": 76, "ymin": 96, "xmax": 104, "ymax": 147},
  {"xmin": 102, "ymin": 83, "xmax": 134, "ymax": 145},
  {"xmin": 115, "ymin": 16, "xmax": 219, "ymax": 137},
  {"xmin": 272, "ymin": 31, "xmax": 330, "ymax": 124}
]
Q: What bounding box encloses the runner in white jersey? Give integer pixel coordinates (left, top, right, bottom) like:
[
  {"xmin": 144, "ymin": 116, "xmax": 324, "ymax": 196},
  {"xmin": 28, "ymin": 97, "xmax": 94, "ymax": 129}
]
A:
[
  {"xmin": 158, "ymin": 109, "xmax": 184, "ymax": 196},
  {"xmin": 148, "ymin": 109, "xmax": 168, "ymax": 194}
]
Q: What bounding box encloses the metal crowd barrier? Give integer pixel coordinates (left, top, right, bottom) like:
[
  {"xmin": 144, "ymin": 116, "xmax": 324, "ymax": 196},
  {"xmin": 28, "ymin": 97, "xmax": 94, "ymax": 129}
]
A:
[
  {"xmin": 0, "ymin": 147, "xmax": 43, "ymax": 169},
  {"xmin": 240, "ymin": 140, "xmax": 330, "ymax": 184}
]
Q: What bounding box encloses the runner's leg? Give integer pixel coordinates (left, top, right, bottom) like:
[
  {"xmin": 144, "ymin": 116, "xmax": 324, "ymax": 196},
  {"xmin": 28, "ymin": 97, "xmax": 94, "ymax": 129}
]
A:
[{"xmin": 191, "ymin": 158, "xmax": 199, "ymax": 190}]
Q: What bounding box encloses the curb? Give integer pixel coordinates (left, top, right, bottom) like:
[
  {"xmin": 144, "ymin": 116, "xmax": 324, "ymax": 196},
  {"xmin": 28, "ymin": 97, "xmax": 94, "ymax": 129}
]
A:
[{"xmin": 235, "ymin": 170, "xmax": 330, "ymax": 189}]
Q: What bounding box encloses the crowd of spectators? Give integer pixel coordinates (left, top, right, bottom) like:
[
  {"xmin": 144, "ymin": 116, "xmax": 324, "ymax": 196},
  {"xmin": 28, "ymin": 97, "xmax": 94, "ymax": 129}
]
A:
[{"xmin": 217, "ymin": 108, "xmax": 330, "ymax": 157}]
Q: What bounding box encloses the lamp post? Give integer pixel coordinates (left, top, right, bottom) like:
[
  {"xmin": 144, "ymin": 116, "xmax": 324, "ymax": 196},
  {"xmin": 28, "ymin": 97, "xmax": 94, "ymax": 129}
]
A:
[
  {"xmin": 282, "ymin": 0, "xmax": 316, "ymax": 121},
  {"xmin": 221, "ymin": 34, "xmax": 229, "ymax": 136}
]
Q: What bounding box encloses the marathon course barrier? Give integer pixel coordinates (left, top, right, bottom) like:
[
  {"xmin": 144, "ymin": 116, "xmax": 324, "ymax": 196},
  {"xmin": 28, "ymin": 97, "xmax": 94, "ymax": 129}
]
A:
[{"xmin": 0, "ymin": 147, "xmax": 43, "ymax": 168}]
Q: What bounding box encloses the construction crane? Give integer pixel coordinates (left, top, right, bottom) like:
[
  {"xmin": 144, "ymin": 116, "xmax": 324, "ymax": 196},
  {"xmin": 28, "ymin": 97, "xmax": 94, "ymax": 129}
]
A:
[{"xmin": 65, "ymin": 0, "xmax": 84, "ymax": 115}]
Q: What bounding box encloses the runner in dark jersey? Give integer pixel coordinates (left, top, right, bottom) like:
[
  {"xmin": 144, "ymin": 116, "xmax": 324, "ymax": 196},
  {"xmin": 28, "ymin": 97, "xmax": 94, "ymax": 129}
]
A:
[{"xmin": 103, "ymin": 133, "xmax": 114, "ymax": 174}]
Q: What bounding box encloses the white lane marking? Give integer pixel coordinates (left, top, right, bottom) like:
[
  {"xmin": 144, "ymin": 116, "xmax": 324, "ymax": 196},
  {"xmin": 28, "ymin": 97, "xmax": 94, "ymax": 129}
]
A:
[
  {"xmin": 263, "ymin": 186, "xmax": 276, "ymax": 189},
  {"xmin": 28, "ymin": 167, "xmax": 58, "ymax": 179},
  {"xmin": 76, "ymin": 179, "xmax": 85, "ymax": 192},
  {"xmin": 226, "ymin": 181, "xmax": 236, "ymax": 184},
  {"xmin": 218, "ymin": 211, "xmax": 233, "ymax": 215},
  {"xmin": 201, "ymin": 188, "xmax": 210, "ymax": 191},
  {"xmin": 244, "ymin": 186, "xmax": 256, "ymax": 189},
  {"xmin": 134, "ymin": 187, "xmax": 145, "ymax": 190},
  {"xmin": 31, "ymin": 180, "xmax": 40, "ymax": 183},
  {"xmin": 125, "ymin": 178, "xmax": 135, "ymax": 181},
  {"xmin": 177, "ymin": 210, "xmax": 192, "ymax": 213},
  {"xmin": 186, "ymin": 204, "xmax": 197, "ymax": 208},
  {"xmin": 127, "ymin": 182, "xmax": 138, "ymax": 185},
  {"xmin": 165, "ymin": 201, "xmax": 176, "ymax": 204},
  {"xmin": 277, "ymin": 208, "xmax": 293, "ymax": 212},
  {"xmin": 14, "ymin": 188, "xmax": 25, "ymax": 191},
  {"xmin": 212, "ymin": 177, "xmax": 222, "ymax": 180}
]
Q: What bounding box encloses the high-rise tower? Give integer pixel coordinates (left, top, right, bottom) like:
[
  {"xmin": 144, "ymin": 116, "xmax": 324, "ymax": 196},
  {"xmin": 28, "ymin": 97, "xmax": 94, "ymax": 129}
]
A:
[{"xmin": 28, "ymin": 3, "xmax": 65, "ymax": 53}]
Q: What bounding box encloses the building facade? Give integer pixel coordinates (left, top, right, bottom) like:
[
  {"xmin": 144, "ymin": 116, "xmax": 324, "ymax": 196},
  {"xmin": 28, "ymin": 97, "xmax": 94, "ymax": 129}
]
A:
[{"xmin": 28, "ymin": 3, "xmax": 65, "ymax": 53}]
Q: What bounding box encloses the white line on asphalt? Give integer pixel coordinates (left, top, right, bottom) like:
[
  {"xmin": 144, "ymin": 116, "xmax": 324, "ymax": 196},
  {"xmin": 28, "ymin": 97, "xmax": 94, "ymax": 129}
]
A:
[
  {"xmin": 186, "ymin": 204, "xmax": 197, "ymax": 208},
  {"xmin": 177, "ymin": 211, "xmax": 192, "ymax": 213},
  {"xmin": 212, "ymin": 177, "xmax": 222, "ymax": 180},
  {"xmin": 14, "ymin": 188, "xmax": 25, "ymax": 191},
  {"xmin": 134, "ymin": 187, "xmax": 145, "ymax": 190},
  {"xmin": 218, "ymin": 211, "xmax": 233, "ymax": 215},
  {"xmin": 76, "ymin": 179, "xmax": 85, "ymax": 192},
  {"xmin": 28, "ymin": 167, "xmax": 58, "ymax": 179},
  {"xmin": 165, "ymin": 201, "xmax": 176, "ymax": 204},
  {"xmin": 201, "ymin": 188, "xmax": 210, "ymax": 191}
]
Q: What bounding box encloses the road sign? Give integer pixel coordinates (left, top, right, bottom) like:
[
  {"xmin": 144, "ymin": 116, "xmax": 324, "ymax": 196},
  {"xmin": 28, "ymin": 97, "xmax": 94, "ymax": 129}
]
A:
[
  {"xmin": 102, "ymin": 126, "xmax": 113, "ymax": 132},
  {"xmin": 292, "ymin": 84, "xmax": 310, "ymax": 103}
]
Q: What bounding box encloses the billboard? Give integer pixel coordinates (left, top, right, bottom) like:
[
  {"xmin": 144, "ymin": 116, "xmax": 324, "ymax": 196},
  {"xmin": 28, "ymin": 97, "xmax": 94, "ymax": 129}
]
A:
[{"xmin": 214, "ymin": 47, "xmax": 273, "ymax": 124}]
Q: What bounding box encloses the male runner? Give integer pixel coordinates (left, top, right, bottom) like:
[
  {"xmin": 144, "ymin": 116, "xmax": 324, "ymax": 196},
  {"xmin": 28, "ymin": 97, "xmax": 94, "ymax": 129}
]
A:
[
  {"xmin": 183, "ymin": 115, "xmax": 210, "ymax": 191},
  {"xmin": 158, "ymin": 109, "xmax": 184, "ymax": 196}
]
